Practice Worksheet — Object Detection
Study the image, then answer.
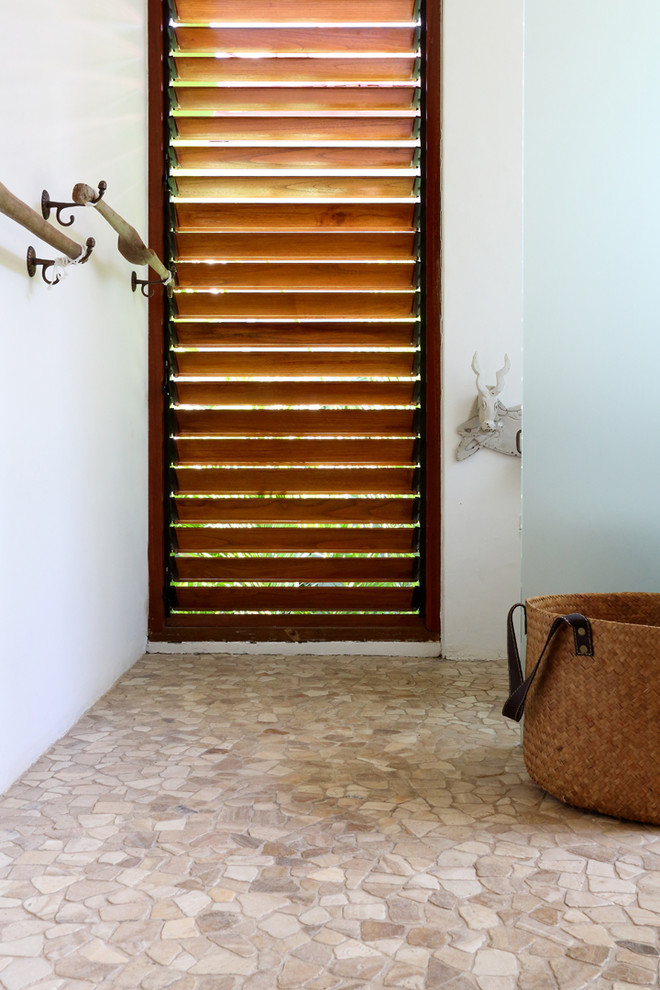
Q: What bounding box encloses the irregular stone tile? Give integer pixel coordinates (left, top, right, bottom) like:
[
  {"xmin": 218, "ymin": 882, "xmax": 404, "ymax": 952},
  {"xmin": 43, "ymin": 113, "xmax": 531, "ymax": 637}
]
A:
[
  {"xmin": 566, "ymin": 943, "xmax": 610, "ymax": 966},
  {"xmin": 602, "ymin": 962, "xmax": 658, "ymax": 984},
  {"xmin": 0, "ymin": 935, "xmax": 45, "ymax": 957},
  {"xmin": 432, "ymin": 945, "xmax": 473, "ymax": 973},
  {"xmin": 613, "ymin": 948, "xmax": 659, "ymax": 973},
  {"xmin": 237, "ymin": 894, "xmax": 289, "ymax": 919},
  {"xmin": 192, "ymin": 978, "xmax": 236, "ymax": 990},
  {"xmin": 299, "ymin": 907, "xmax": 332, "ymax": 926},
  {"xmin": 328, "ymin": 953, "xmax": 386, "ymax": 980},
  {"xmin": 425, "ymin": 957, "xmax": 465, "ymax": 987},
  {"xmin": 549, "ymin": 956, "xmax": 604, "ymax": 989},
  {"xmin": 53, "ymin": 953, "xmax": 120, "ymax": 982},
  {"xmin": 406, "ymin": 926, "xmax": 447, "ymax": 952},
  {"xmin": 476, "ymin": 979, "xmax": 517, "ymax": 990},
  {"xmin": 277, "ymin": 957, "xmax": 323, "ymax": 986},
  {"xmin": 80, "ymin": 939, "xmax": 129, "ymax": 965},
  {"xmin": 615, "ymin": 940, "xmax": 660, "ymax": 957},
  {"xmin": 457, "ymin": 903, "xmax": 499, "ymax": 930},
  {"xmin": 31, "ymin": 878, "xmax": 76, "ymax": 896},
  {"xmin": 517, "ymin": 973, "xmax": 557, "ymax": 990},
  {"xmin": 160, "ymin": 908, "xmax": 198, "ymax": 939},
  {"xmin": 140, "ymin": 968, "xmax": 187, "ymax": 990},
  {"xmin": 189, "ymin": 948, "xmax": 256, "ymax": 975},
  {"xmin": 257, "ymin": 913, "xmax": 301, "ymax": 938},
  {"xmin": 473, "ymin": 948, "xmax": 518, "ymax": 976},
  {"xmin": 361, "ymin": 921, "xmax": 405, "ymax": 941},
  {"xmin": 304, "ymin": 977, "xmax": 342, "ymax": 990},
  {"xmin": 563, "ymin": 923, "xmax": 615, "ymax": 946},
  {"xmin": 98, "ymin": 901, "xmax": 150, "ymax": 923},
  {"xmin": 0, "ymin": 958, "xmax": 53, "ymax": 990},
  {"xmin": 145, "ymin": 941, "xmax": 183, "ymax": 966},
  {"xmin": 383, "ymin": 962, "xmax": 426, "ymax": 987}
]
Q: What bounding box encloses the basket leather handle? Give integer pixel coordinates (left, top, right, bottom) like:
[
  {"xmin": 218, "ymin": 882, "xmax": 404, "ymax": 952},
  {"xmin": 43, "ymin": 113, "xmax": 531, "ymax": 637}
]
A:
[{"xmin": 502, "ymin": 603, "xmax": 593, "ymax": 722}]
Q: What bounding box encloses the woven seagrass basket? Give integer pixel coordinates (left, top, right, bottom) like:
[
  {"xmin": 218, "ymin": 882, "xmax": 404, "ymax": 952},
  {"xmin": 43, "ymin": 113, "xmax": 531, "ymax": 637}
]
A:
[{"xmin": 503, "ymin": 592, "xmax": 660, "ymax": 825}]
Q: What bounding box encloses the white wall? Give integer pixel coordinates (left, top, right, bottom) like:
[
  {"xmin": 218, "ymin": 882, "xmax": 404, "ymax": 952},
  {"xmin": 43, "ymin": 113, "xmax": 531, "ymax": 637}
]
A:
[
  {"xmin": 0, "ymin": 0, "xmax": 149, "ymax": 792},
  {"xmin": 441, "ymin": 0, "xmax": 524, "ymax": 659},
  {"xmin": 522, "ymin": 1, "xmax": 660, "ymax": 596}
]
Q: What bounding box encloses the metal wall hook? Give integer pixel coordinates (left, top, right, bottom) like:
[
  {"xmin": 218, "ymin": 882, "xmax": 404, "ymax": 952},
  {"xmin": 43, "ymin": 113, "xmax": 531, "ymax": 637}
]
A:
[
  {"xmin": 131, "ymin": 270, "xmax": 173, "ymax": 298},
  {"xmin": 77, "ymin": 237, "xmax": 96, "ymax": 264},
  {"xmin": 26, "ymin": 246, "xmax": 59, "ymax": 284},
  {"xmin": 27, "ymin": 237, "xmax": 95, "ymax": 286},
  {"xmin": 42, "ymin": 181, "xmax": 107, "ymax": 226}
]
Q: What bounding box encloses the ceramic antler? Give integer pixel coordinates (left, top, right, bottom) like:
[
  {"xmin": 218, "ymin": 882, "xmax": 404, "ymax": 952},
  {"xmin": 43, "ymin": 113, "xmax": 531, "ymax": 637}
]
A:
[
  {"xmin": 0, "ymin": 181, "xmax": 92, "ymax": 261},
  {"xmin": 471, "ymin": 352, "xmax": 511, "ymax": 431},
  {"xmin": 71, "ymin": 182, "xmax": 172, "ymax": 294}
]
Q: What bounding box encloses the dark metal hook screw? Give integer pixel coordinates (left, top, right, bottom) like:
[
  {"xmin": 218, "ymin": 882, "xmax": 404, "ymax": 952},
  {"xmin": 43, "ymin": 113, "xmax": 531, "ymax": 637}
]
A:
[
  {"xmin": 131, "ymin": 270, "xmax": 172, "ymax": 298},
  {"xmin": 27, "ymin": 237, "xmax": 96, "ymax": 285},
  {"xmin": 42, "ymin": 181, "xmax": 107, "ymax": 226}
]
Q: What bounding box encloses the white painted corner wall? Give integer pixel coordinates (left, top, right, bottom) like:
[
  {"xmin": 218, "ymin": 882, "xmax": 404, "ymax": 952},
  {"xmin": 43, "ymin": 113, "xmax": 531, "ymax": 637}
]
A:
[
  {"xmin": 0, "ymin": 0, "xmax": 149, "ymax": 793},
  {"xmin": 440, "ymin": 0, "xmax": 523, "ymax": 659}
]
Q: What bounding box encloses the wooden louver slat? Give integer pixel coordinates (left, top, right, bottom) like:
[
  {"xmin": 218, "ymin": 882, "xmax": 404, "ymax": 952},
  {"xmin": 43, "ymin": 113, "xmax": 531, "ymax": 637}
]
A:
[
  {"xmin": 173, "ymin": 85, "xmax": 418, "ymax": 113},
  {"xmin": 173, "ymin": 496, "xmax": 418, "ymax": 524},
  {"xmin": 172, "ymin": 381, "xmax": 418, "ymax": 406},
  {"xmin": 173, "ymin": 409, "xmax": 417, "ymax": 439},
  {"xmin": 174, "ymin": 437, "xmax": 417, "ymax": 466},
  {"xmin": 174, "ymin": 202, "xmax": 417, "ymax": 231},
  {"xmin": 165, "ymin": 0, "xmax": 424, "ymax": 623},
  {"xmin": 173, "ymin": 524, "xmax": 417, "ymax": 553},
  {"xmin": 172, "ymin": 0, "xmax": 416, "ymax": 22},
  {"xmin": 172, "ymin": 348, "xmax": 416, "ymax": 376},
  {"xmin": 172, "ymin": 321, "xmax": 418, "ymax": 345},
  {"xmin": 173, "ymin": 467, "xmax": 417, "ymax": 496},
  {"xmin": 174, "ymin": 261, "xmax": 416, "ymax": 291},
  {"xmin": 172, "ymin": 27, "xmax": 418, "ymax": 55},
  {"xmin": 174, "ymin": 116, "xmax": 418, "ymax": 142},
  {"xmin": 172, "ymin": 148, "xmax": 418, "ymax": 171},
  {"xmin": 174, "ymin": 233, "xmax": 417, "ymax": 260},
  {"xmin": 172, "ymin": 175, "xmax": 417, "ymax": 199},
  {"xmin": 173, "ymin": 56, "xmax": 417, "ymax": 85},
  {"xmin": 173, "ymin": 291, "xmax": 416, "ymax": 320},
  {"xmin": 174, "ymin": 556, "xmax": 415, "ymax": 583},
  {"xmin": 173, "ymin": 586, "xmax": 416, "ymax": 612}
]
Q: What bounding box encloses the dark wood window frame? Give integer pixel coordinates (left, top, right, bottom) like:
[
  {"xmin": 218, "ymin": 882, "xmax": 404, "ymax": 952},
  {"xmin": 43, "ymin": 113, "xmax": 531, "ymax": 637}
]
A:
[{"xmin": 147, "ymin": 0, "xmax": 442, "ymax": 643}]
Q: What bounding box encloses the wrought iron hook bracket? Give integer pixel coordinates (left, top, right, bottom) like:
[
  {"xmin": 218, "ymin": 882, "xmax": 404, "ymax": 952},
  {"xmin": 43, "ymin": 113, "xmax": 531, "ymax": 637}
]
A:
[
  {"xmin": 27, "ymin": 237, "xmax": 96, "ymax": 285},
  {"xmin": 131, "ymin": 270, "xmax": 172, "ymax": 298},
  {"xmin": 42, "ymin": 181, "xmax": 107, "ymax": 227}
]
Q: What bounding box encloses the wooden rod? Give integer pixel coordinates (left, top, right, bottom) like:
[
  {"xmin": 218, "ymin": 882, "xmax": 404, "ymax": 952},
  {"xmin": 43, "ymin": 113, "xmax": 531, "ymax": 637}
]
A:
[
  {"xmin": 72, "ymin": 182, "xmax": 170, "ymax": 281},
  {"xmin": 0, "ymin": 181, "xmax": 87, "ymax": 260}
]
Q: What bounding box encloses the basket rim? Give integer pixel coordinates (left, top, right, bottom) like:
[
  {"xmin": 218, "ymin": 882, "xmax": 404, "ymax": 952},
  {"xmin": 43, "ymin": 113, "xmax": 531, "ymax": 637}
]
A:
[{"xmin": 526, "ymin": 591, "xmax": 660, "ymax": 631}]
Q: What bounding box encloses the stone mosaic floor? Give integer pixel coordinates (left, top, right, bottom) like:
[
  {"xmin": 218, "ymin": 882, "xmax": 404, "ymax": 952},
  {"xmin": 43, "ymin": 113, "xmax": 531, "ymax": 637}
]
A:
[{"xmin": 0, "ymin": 654, "xmax": 659, "ymax": 990}]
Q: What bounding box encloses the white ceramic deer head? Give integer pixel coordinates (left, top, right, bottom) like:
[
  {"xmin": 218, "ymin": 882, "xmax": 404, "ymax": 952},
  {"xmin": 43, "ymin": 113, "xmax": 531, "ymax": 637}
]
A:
[
  {"xmin": 471, "ymin": 352, "xmax": 511, "ymax": 431},
  {"xmin": 456, "ymin": 352, "xmax": 521, "ymax": 460}
]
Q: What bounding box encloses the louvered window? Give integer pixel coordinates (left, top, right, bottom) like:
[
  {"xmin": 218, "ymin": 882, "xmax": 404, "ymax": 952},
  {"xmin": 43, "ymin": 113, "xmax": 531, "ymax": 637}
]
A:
[{"xmin": 147, "ymin": 0, "xmax": 441, "ymax": 641}]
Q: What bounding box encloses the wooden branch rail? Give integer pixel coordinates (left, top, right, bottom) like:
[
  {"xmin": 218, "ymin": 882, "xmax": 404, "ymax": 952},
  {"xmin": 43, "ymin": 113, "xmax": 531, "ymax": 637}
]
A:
[
  {"xmin": 0, "ymin": 181, "xmax": 92, "ymax": 261},
  {"xmin": 72, "ymin": 182, "xmax": 173, "ymax": 294}
]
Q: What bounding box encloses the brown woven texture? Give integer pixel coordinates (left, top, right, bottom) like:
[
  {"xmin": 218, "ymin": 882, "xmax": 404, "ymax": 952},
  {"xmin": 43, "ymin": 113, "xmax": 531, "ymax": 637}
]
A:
[{"xmin": 523, "ymin": 592, "xmax": 660, "ymax": 825}]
